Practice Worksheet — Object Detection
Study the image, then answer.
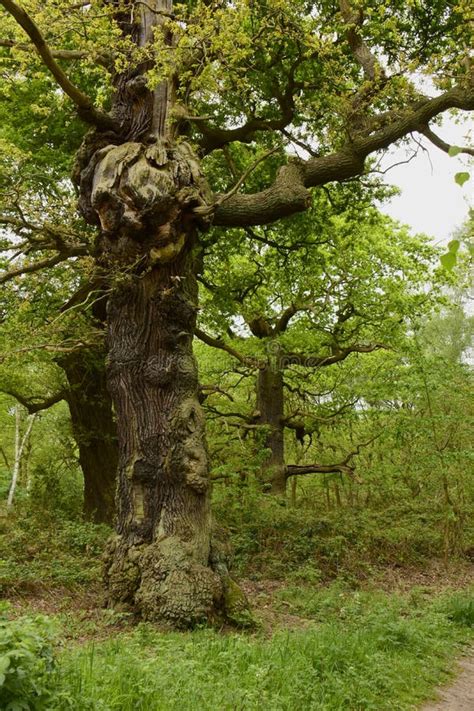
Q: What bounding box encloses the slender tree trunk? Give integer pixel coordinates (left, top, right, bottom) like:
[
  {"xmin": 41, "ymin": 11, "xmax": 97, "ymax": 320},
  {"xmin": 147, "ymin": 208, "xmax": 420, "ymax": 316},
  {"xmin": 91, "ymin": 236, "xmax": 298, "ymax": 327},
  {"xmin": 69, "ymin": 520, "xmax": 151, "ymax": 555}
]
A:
[
  {"xmin": 290, "ymin": 476, "xmax": 297, "ymax": 506},
  {"xmin": 7, "ymin": 406, "xmax": 21, "ymax": 508},
  {"xmin": 7, "ymin": 407, "xmax": 36, "ymax": 507},
  {"xmin": 60, "ymin": 350, "xmax": 117, "ymax": 524},
  {"xmin": 257, "ymin": 365, "xmax": 286, "ymax": 495}
]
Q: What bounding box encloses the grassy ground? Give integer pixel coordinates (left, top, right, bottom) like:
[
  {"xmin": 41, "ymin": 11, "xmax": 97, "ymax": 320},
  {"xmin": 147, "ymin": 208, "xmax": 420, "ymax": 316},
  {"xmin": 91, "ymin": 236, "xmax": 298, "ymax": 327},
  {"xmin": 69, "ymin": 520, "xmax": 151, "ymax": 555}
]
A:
[
  {"xmin": 51, "ymin": 594, "xmax": 472, "ymax": 711},
  {"xmin": 2, "ymin": 584, "xmax": 470, "ymax": 711},
  {"xmin": 0, "ymin": 513, "xmax": 473, "ymax": 710}
]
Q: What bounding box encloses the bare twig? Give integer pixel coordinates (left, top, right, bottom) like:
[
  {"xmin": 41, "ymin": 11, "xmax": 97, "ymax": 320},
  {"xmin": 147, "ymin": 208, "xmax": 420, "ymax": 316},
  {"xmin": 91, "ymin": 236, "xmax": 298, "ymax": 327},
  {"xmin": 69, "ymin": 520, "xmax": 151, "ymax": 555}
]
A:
[
  {"xmin": 418, "ymin": 124, "xmax": 474, "ymax": 157},
  {"xmin": 213, "ymin": 148, "xmax": 279, "ymax": 208},
  {"xmin": 1, "ymin": 387, "xmax": 67, "ymax": 413}
]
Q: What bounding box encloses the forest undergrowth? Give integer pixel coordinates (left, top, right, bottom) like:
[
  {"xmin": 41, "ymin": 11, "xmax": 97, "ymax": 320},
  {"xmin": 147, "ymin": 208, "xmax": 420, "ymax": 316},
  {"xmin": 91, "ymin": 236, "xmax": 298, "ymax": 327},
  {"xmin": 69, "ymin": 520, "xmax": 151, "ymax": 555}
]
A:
[{"xmin": 0, "ymin": 490, "xmax": 473, "ymax": 710}]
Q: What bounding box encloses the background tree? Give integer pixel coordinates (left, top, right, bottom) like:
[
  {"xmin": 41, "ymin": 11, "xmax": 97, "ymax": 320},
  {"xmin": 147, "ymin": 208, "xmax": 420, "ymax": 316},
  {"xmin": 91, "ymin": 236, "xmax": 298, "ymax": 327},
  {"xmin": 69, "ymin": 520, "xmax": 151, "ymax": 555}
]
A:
[
  {"xmin": 0, "ymin": 61, "xmax": 118, "ymax": 523},
  {"xmin": 0, "ymin": 271, "xmax": 117, "ymax": 523},
  {"xmin": 197, "ymin": 194, "xmax": 449, "ymax": 493},
  {"xmin": 5, "ymin": 404, "xmax": 36, "ymax": 507},
  {"xmin": 1, "ymin": 0, "xmax": 473, "ymax": 626}
]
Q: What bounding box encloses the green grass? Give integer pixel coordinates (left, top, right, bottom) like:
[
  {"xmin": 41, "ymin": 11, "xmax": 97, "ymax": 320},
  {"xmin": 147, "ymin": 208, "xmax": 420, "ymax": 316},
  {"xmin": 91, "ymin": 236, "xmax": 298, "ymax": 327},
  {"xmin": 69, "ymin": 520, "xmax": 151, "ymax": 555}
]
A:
[
  {"xmin": 1, "ymin": 508, "xmax": 472, "ymax": 710},
  {"xmin": 45, "ymin": 588, "xmax": 473, "ymax": 711}
]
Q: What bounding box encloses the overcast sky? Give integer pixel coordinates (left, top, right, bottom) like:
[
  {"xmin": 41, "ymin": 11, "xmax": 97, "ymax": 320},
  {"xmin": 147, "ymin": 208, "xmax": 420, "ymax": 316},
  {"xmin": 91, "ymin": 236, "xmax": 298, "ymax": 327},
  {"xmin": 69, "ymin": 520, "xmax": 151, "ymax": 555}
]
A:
[{"xmin": 378, "ymin": 115, "xmax": 472, "ymax": 246}]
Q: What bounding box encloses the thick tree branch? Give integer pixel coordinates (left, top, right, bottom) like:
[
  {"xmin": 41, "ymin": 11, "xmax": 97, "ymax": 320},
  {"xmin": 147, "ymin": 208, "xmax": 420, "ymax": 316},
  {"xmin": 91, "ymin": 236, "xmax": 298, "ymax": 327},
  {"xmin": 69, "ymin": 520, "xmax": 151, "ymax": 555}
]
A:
[
  {"xmin": 195, "ymin": 327, "xmax": 264, "ymax": 368},
  {"xmin": 1, "ymin": 387, "xmax": 67, "ymax": 413},
  {"xmin": 246, "ymin": 302, "xmax": 312, "ymax": 338},
  {"xmin": 246, "ymin": 316, "xmax": 273, "ymax": 339},
  {"xmin": 0, "ymin": 339, "xmax": 98, "ymax": 363},
  {"xmin": 0, "ymin": 214, "xmax": 49, "ymax": 236},
  {"xmin": 274, "ymin": 302, "xmax": 314, "ymax": 334},
  {"xmin": 195, "ymin": 116, "xmax": 290, "ymax": 155},
  {"xmin": 286, "ymin": 435, "xmax": 379, "ymax": 482},
  {"xmin": 198, "ymin": 384, "xmax": 234, "ymax": 403},
  {"xmin": 0, "ymin": 0, "xmax": 117, "ymax": 129},
  {"xmin": 213, "ymin": 85, "xmax": 474, "ymax": 226},
  {"xmin": 0, "ymin": 38, "xmax": 111, "ymax": 68},
  {"xmin": 283, "ymin": 401, "xmax": 357, "ymax": 434},
  {"xmin": 0, "ymin": 215, "xmax": 91, "ymax": 256},
  {"xmin": 204, "ymin": 403, "xmax": 259, "ymax": 424},
  {"xmin": 194, "ymin": 62, "xmax": 298, "ymax": 154},
  {"xmin": 0, "ymin": 246, "xmax": 87, "ymax": 284},
  {"xmin": 339, "ymin": 0, "xmax": 385, "ymax": 83},
  {"xmin": 280, "ymin": 343, "xmax": 386, "ymax": 369},
  {"xmin": 286, "ymin": 461, "xmax": 358, "ymax": 479}
]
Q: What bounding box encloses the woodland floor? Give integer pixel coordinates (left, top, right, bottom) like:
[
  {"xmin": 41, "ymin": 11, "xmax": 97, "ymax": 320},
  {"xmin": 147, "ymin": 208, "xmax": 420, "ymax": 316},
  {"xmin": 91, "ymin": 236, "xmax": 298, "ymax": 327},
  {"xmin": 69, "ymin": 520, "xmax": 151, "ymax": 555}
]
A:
[
  {"xmin": 2, "ymin": 559, "xmax": 474, "ymax": 709},
  {"xmin": 7, "ymin": 560, "xmax": 474, "ymax": 640}
]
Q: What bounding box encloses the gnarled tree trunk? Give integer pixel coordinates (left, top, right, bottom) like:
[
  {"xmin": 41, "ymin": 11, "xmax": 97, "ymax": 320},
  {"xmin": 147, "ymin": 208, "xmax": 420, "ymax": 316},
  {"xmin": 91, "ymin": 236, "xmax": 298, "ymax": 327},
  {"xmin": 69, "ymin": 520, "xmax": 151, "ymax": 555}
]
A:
[
  {"xmin": 72, "ymin": 0, "xmax": 249, "ymax": 627},
  {"xmin": 103, "ymin": 240, "xmax": 226, "ymax": 624}
]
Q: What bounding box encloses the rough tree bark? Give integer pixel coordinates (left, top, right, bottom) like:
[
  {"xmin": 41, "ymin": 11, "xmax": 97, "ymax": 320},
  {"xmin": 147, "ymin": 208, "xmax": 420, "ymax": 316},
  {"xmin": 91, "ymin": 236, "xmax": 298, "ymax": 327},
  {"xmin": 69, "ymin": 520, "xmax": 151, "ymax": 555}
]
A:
[
  {"xmin": 104, "ymin": 241, "xmax": 226, "ymax": 624},
  {"xmin": 72, "ymin": 0, "xmax": 249, "ymax": 626}
]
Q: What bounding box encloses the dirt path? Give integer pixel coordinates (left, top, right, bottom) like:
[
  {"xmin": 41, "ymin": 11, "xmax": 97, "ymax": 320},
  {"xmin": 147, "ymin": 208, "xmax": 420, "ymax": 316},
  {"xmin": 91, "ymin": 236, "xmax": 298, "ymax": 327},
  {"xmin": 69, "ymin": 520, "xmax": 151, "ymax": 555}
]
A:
[{"xmin": 421, "ymin": 656, "xmax": 474, "ymax": 710}]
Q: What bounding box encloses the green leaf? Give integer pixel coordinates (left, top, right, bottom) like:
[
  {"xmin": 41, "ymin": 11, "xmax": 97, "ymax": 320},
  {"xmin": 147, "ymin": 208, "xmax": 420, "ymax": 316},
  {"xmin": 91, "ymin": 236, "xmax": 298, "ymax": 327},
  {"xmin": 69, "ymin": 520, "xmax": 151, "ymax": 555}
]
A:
[
  {"xmin": 447, "ymin": 240, "xmax": 460, "ymax": 254},
  {"xmin": 448, "ymin": 146, "xmax": 462, "ymax": 157},
  {"xmin": 454, "ymin": 172, "xmax": 470, "ymax": 187},
  {"xmin": 440, "ymin": 252, "xmax": 456, "ymax": 270},
  {"xmin": 0, "ymin": 655, "xmax": 10, "ymax": 673}
]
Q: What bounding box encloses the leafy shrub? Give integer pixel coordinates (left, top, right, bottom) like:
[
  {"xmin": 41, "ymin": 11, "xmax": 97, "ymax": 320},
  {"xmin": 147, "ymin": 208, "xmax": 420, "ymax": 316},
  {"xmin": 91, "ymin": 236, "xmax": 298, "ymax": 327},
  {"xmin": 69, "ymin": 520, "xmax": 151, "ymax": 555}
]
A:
[
  {"xmin": 212, "ymin": 473, "xmax": 472, "ymax": 582},
  {"xmin": 0, "ymin": 608, "xmax": 57, "ymax": 710},
  {"xmin": 27, "ymin": 459, "xmax": 83, "ymax": 521}
]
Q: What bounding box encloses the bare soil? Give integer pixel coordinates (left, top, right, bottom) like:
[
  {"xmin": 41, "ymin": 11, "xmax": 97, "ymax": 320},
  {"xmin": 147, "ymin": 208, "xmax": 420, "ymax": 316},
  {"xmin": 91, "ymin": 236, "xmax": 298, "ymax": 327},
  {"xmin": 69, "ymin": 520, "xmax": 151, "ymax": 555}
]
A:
[
  {"xmin": 421, "ymin": 655, "xmax": 474, "ymax": 711},
  {"xmin": 371, "ymin": 560, "xmax": 474, "ymax": 593}
]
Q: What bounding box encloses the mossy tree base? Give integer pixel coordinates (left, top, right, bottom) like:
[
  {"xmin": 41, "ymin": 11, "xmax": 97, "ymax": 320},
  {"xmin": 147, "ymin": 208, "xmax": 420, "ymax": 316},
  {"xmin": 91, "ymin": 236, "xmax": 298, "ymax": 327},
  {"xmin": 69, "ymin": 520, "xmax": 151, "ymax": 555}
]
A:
[{"xmin": 104, "ymin": 535, "xmax": 253, "ymax": 628}]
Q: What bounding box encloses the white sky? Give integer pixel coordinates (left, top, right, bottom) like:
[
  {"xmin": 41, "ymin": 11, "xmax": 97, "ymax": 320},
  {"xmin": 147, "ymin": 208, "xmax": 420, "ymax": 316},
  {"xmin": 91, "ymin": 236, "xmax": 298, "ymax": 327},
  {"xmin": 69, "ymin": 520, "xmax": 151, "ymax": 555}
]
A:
[{"xmin": 378, "ymin": 114, "xmax": 473, "ymax": 246}]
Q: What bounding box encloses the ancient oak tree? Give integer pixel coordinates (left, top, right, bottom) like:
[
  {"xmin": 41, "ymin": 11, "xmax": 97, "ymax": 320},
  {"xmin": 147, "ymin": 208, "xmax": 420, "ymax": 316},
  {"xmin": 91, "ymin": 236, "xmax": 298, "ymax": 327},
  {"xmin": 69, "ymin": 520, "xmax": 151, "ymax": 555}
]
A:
[
  {"xmin": 1, "ymin": 0, "xmax": 473, "ymax": 625},
  {"xmin": 197, "ymin": 198, "xmax": 447, "ymax": 494}
]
